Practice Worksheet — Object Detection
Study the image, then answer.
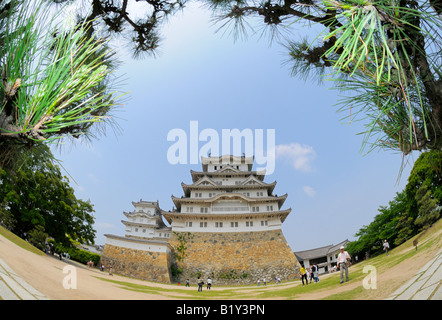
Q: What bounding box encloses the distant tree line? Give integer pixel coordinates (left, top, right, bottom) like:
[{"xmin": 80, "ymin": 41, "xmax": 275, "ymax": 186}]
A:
[{"xmin": 347, "ymin": 150, "xmax": 442, "ymax": 258}]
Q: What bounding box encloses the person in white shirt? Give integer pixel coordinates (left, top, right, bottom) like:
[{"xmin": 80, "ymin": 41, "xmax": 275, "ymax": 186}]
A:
[
  {"xmin": 336, "ymin": 246, "xmax": 351, "ymax": 284},
  {"xmin": 383, "ymin": 240, "xmax": 390, "ymax": 256}
]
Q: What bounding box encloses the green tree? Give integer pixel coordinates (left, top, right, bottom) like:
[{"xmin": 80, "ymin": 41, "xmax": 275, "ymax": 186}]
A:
[
  {"xmin": 0, "ymin": 0, "xmax": 124, "ymax": 170},
  {"xmin": 171, "ymin": 231, "xmax": 193, "ymax": 277},
  {"xmin": 414, "ymin": 184, "xmax": 440, "ymax": 230},
  {"xmin": 27, "ymin": 225, "xmax": 49, "ymax": 251},
  {"xmin": 405, "ymin": 150, "xmax": 442, "ymax": 205},
  {"xmin": 399, "ymin": 150, "xmax": 442, "ymax": 235},
  {"xmin": 394, "ymin": 212, "xmax": 414, "ymax": 246},
  {"xmin": 0, "ymin": 145, "xmax": 96, "ymax": 245},
  {"xmin": 0, "ymin": 203, "xmax": 15, "ymax": 230},
  {"xmin": 53, "ymin": 0, "xmax": 441, "ymax": 156},
  {"xmin": 347, "ymin": 190, "xmax": 409, "ymax": 257},
  {"xmin": 349, "ymin": 150, "xmax": 442, "ymax": 252},
  {"xmin": 173, "ymin": 231, "xmax": 193, "ymax": 262}
]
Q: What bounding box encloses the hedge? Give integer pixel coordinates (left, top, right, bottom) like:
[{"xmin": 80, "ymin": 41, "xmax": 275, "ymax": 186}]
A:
[{"xmin": 50, "ymin": 240, "xmax": 100, "ymax": 266}]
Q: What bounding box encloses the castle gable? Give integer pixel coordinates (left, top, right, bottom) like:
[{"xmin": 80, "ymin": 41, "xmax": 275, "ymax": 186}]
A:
[
  {"xmin": 240, "ymin": 175, "xmax": 266, "ymax": 186},
  {"xmin": 215, "ymin": 165, "xmax": 241, "ymax": 174},
  {"xmin": 193, "ymin": 175, "xmax": 218, "ymax": 187}
]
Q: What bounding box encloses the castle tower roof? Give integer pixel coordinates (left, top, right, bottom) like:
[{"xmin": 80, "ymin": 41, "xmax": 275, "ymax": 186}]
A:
[
  {"xmin": 165, "ymin": 154, "xmax": 291, "ymax": 233},
  {"xmin": 201, "ymin": 155, "xmax": 254, "ymax": 172}
]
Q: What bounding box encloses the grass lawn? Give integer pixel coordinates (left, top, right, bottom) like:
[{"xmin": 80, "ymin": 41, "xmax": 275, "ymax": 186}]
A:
[{"xmin": 0, "ymin": 225, "xmax": 44, "ymax": 256}]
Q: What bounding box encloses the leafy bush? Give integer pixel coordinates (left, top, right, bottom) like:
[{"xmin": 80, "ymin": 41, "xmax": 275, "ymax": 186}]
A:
[{"xmin": 50, "ymin": 240, "xmax": 100, "ymax": 266}]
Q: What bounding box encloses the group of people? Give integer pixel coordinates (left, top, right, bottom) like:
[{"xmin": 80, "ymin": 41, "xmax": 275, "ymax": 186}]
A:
[
  {"xmin": 59, "ymin": 252, "xmax": 70, "ymax": 262},
  {"xmin": 98, "ymin": 264, "xmax": 113, "ymax": 275},
  {"xmin": 187, "ymin": 277, "xmax": 212, "ymax": 291},
  {"xmin": 188, "ymin": 276, "xmax": 282, "ymax": 290},
  {"xmin": 89, "ymin": 263, "xmax": 113, "ymax": 275},
  {"xmin": 257, "ymin": 278, "xmax": 267, "ymax": 286},
  {"xmin": 299, "ymin": 263, "xmax": 320, "ymax": 285},
  {"xmin": 300, "ymin": 246, "xmax": 355, "ymax": 285},
  {"xmin": 257, "ymin": 276, "xmax": 281, "ymax": 286}
]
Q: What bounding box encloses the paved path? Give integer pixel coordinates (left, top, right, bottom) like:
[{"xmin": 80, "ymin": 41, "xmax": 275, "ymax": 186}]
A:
[
  {"xmin": 0, "ymin": 257, "xmax": 49, "ymax": 300},
  {"xmin": 387, "ymin": 248, "xmax": 442, "ymax": 300}
]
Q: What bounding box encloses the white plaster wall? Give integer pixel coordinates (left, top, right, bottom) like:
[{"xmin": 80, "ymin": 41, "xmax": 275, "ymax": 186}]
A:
[{"xmin": 171, "ymin": 217, "xmax": 282, "ymax": 233}]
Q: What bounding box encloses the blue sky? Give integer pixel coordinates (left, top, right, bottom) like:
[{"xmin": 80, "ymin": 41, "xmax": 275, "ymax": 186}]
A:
[{"xmin": 52, "ymin": 3, "xmax": 415, "ymax": 252}]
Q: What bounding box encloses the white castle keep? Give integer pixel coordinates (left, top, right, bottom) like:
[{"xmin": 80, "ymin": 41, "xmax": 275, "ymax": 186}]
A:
[
  {"xmin": 101, "ymin": 155, "xmax": 300, "ymax": 284},
  {"xmin": 162, "ymin": 155, "xmax": 290, "ymax": 233}
]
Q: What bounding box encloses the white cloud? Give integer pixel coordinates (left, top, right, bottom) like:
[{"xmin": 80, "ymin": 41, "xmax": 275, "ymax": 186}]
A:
[
  {"xmin": 303, "ymin": 186, "xmax": 317, "ymax": 198},
  {"xmin": 276, "ymin": 143, "xmax": 316, "ymax": 172}
]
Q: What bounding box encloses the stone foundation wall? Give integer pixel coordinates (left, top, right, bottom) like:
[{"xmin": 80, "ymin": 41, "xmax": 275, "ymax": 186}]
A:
[
  {"xmin": 169, "ymin": 229, "xmax": 300, "ymax": 285},
  {"xmin": 100, "ymin": 244, "xmax": 173, "ymax": 283}
]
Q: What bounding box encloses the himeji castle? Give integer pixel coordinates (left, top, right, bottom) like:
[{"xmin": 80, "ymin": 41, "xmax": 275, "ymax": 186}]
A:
[
  {"xmin": 163, "ymin": 155, "xmax": 291, "ymax": 233},
  {"xmin": 101, "ymin": 155, "xmax": 300, "ymax": 284}
]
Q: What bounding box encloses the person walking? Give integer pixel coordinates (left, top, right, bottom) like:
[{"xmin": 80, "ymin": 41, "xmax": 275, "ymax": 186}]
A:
[
  {"xmin": 312, "ymin": 263, "xmax": 319, "ymax": 283},
  {"xmin": 337, "ymin": 246, "xmax": 351, "ymax": 284},
  {"xmin": 383, "ymin": 240, "xmax": 390, "ymax": 256},
  {"xmin": 185, "ymin": 279, "xmax": 190, "ymax": 287},
  {"xmin": 300, "ymin": 265, "xmax": 308, "ymax": 285},
  {"xmin": 207, "ymin": 277, "xmax": 212, "ymax": 290},
  {"xmin": 197, "ymin": 277, "xmax": 203, "ymax": 292}
]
